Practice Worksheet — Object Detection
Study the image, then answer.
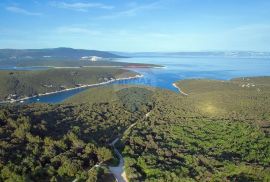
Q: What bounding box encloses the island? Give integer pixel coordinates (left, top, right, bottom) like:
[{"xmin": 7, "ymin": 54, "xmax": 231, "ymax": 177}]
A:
[{"xmin": 0, "ymin": 48, "xmax": 162, "ymax": 68}]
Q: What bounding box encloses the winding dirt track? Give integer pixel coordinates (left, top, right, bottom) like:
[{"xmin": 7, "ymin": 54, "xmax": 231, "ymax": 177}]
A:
[
  {"xmin": 109, "ymin": 138, "xmax": 128, "ymax": 182},
  {"xmin": 109, "ymin": 111, "xmax": 151, "ymax": 182}
]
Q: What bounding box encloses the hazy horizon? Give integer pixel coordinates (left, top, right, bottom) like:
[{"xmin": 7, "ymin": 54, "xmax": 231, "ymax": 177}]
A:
[{"xmin": 0, "ymin": 47, "xmax": 270, "ymax": 53}]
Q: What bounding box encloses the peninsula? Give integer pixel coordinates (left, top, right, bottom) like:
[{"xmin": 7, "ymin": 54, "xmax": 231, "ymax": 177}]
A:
[{"xmin": 0, "ymin": 77, "xmax": 269, "ymax": 181}]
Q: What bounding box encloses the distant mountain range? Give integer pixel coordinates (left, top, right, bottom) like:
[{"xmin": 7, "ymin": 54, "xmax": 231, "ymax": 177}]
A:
[
  {"xmin": 0, "ymin": 48, "xmax": 162, "ymax": 68},
  {"xmin": 0, "ymin": 47, "xmax": 125, "ymax": 61},
  {"xmin": 113, "ymin": 51, "xmax": 270, "ymax": 58},
  {"xmin": 1, "ymin": 48, "xmax": 270, "ymax": 63}
]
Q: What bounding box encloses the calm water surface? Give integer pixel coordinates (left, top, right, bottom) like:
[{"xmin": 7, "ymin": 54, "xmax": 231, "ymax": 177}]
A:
[
  {"xmin": 116, "ymin": 56, "xmax": 270, "ymax": 91},
  {"xmin": 2, "ymin": 56, "xmax": 270, "ymax": 103}
]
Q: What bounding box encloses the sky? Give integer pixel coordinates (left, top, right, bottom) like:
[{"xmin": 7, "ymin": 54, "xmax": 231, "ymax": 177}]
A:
[{"xmin": 0, "ymin": 0, "xmax": 270, "ymax": 52}]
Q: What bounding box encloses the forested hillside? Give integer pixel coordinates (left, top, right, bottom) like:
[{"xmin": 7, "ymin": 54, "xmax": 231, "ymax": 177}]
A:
[
  {"xmin": 0, "ymin": 87, "xmax": 154, "ymax": 181},
  {"xmin": 0, "ymin": 48, "xmax": 124, "ymax": 60},
  {"xmin": 176, "ymin": 77, "xmax": 270, "ymax": 120},
  {"xmin": 122, "ymin": 77, "xmax": 270, "ymax": 181},
  {"xmin": 0, "ymin": 68, "xmax": 138, "ymax": 102},
  {"xmin": 0, "ymin": 77, "xmax": 269, "ymax": 181},
  {"xmin": 0, "ymin": 59, "xmax": 161, "ymax": 68}
]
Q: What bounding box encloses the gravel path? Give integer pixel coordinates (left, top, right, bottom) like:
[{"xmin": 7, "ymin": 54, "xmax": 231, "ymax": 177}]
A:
[
  {"xmin": 109, "ymin": 138, "xmax": 128, "ymax": 182},
  {"xmin": 109, "ymin": 111, "xmax": 151, "ymax": 182}
]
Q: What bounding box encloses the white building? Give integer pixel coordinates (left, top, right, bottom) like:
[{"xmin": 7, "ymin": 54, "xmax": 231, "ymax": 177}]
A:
[{"xmin": 80, "ymin": 56, "xmax": 103, "ymax": 62}]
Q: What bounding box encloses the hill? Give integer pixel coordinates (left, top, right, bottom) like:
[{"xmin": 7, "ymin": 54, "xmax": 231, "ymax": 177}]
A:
[
  {"xmin": 121, "ymin": 77, "xmax": 270, "ymax": 181},
  {"xmin": 45, "ymin": 78, "xmax": 270, "ymax": 181},
  {"xmin": 175, "ymin": 77, "xmax": 270, "ymax": 120},
  {"xmin": 0, "ymin": 67, "xmax": 139, "ymax": 102},
  {"xmin": 0, "ymin": 47, "xmax": 125, "ymax": 61},
  {"xmin": 0, "ymin": 86, "xmax": 154, "ymax": 181},
  {"xmin": 0, "ymin": 77, "xmax": 269, "ymax": 181},
  {"xmin": 0, "ymin": 48, "xmax": 164, "ymax": 68},
  {"xmin": 0, "ymin": 59, "xmax": 160, "ymax": 68},
  {"xmin": 0, "ymin": 48, "xmax": 133, "ymax": 68}
]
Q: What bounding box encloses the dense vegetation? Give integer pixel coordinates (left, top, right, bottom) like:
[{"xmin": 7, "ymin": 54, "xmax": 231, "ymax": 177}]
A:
[
  {"xmin": 0, "ymin": 76, "xmax": 269, "ymax": 181},
  {"xmin": 0, "ymin": 87, "xmax": 154, "ymax": 181},
  {"xmin": 122, "ymin": 77, "xmax": 270, "ymax": 181},
  {"xmin": 0, "ymin": 59, "xmax": 160, "ymax": 68},
  {"xmin": 66, "ymin": 86, "xmax": 155, "ymax": 113},
  {"xmin": 176, "ymin": 77, "xmax": 270, "ymax": 120},
  {"xmin": 0, "ymin": 68, "xmax": 138, "ymax": 101}
]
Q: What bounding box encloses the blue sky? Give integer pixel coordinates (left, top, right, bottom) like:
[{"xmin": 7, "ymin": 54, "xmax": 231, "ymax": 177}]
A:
[{"xmin": 0, "ymin": 0, "xmax": 270, "ymax": 51}]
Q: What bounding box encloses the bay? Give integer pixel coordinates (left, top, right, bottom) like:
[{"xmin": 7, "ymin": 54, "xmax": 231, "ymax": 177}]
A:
[{"xmin": 1, "ymin": 56, "xmax": 270, "ymax": 103}]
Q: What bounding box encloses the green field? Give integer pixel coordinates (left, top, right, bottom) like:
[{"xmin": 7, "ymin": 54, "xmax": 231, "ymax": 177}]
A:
[
  {"xmin": 0, "ymin": 77, "xmax": 269, "ymax": 181},
  {"xmin": 0, "ymin": 59, "xmax": 161, "ymax": 68}
]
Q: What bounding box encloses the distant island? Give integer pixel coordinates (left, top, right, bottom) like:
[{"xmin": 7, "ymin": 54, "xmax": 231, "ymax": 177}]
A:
[
  {"xmin": 0, "ymin": 47, "xmax": 126, "ymax": 60},
  {"xmin": 0, "ymin": 48, "xmax": 162, "ymax": 68},
  {"xmin": 114, "ymin": 51, "xmax": 270, "ymax": 58}
]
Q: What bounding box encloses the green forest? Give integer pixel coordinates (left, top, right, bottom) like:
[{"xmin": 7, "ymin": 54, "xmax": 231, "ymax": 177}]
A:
[
  {"xmin": 0, "ymin": 68, "xmax": 138, "ymax": 102},
  {"xmin": 0, "ymin": 77, "xmax": 269, "ymax": 181},
  {"xmin": 0, "ymin": 87, "xmax": 154, "ymax": 181},
  {"xmin": 122, "ymin": 77, "xmax": 270, "ymax": 181}
]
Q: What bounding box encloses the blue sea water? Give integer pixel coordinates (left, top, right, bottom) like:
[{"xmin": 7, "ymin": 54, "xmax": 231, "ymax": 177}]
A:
[
  {"xmin": 1, "ymin": 56, "xmax": 270, "ymax": 103},
  {"xmin": 0, "ymin": 66, "xmax": 49, "ymax": 71},
  {"xmin": 116, "ymin": 56, "xmax": 270, "ymax": 92}
]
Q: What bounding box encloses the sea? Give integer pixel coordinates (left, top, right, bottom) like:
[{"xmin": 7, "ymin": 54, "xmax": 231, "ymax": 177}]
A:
[{"xmin": 1, "ymin": 56, "xmax": 270, "ymax": 103}]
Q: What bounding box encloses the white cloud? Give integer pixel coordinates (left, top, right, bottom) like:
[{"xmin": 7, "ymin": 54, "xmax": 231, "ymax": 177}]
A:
[
  {"xmin": 98, "ymin": 1, "xmax": 162, "ymax": 19},
  {"xmin": 50, "ymin": 2, "xmax": 114, "ymax": 12},
  {"xmin": 56, "ymin": 26, "xmax": 100, "ymax": 35},
  {"xmin": 6, "ymin": 6, "xmax": 42, "ymax": 16}
]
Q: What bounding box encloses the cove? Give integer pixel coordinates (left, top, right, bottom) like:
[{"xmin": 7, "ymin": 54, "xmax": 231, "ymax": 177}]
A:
[{"xmin": 1, "ymin": 56, "xmax": 270, "ymax": 104}]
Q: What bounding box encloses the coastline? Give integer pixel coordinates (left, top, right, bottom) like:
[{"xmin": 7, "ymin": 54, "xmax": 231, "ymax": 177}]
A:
[
  {"xmin": 172, "ymin": 83, "xmax": 189, "ymax": 96},
  {"xmin": 0, "ymin": 74, "xmax": 144, "ymax": 104},
  {"xmin": 6, "ymin": 65, "xmax": 163, "ymax": 70}
]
